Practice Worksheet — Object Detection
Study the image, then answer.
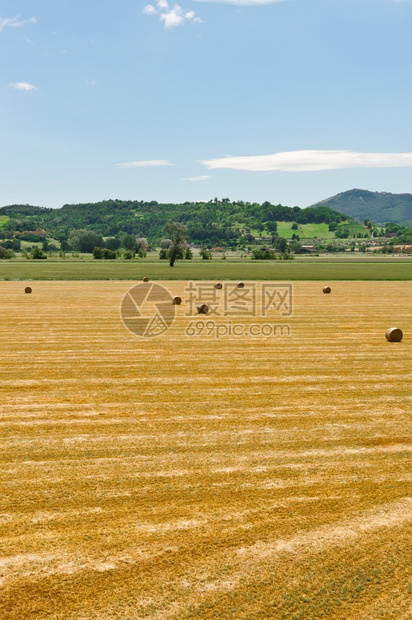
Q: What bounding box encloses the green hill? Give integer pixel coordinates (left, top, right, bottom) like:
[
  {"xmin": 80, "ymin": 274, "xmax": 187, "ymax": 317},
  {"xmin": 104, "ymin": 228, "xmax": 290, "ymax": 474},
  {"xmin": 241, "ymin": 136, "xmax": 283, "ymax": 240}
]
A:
[
  {"xmin": 0, "ymin": 199, "xmax": 351, "ymax": 247},
  {"xmin": 310, "ymin": 189, "xmax": 412, "ymax": 225}
]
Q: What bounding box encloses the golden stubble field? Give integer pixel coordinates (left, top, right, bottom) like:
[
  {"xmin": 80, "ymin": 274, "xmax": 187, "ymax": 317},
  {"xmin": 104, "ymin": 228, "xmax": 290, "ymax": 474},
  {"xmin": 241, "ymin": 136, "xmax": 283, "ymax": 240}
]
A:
[{"xmin": 0, "ymin": 280, "xmax": 411, "ymax": 619}]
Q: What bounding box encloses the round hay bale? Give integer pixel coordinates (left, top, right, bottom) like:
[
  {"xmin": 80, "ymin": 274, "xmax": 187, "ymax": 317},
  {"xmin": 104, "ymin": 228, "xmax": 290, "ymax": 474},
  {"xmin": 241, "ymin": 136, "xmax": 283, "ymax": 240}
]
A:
[
  {"xmin": 196, "ymin": 303, "xmax": 209, "ymax": 315},
  {"xmin": 323, "ymin": 286, "xmax": 331, "ymax": 294},
  {"xmin": 215, "ymin": 283, "xmax": 222, "ymax": 289},
  {"xmin": 385, "ymin": 327, "xmax": 403, "ymax": 342},
  {"xmin": 24, "ymin": 286, "xmax": 32, "ymax": 294},
  {"xmin": 237, "ymin": 282, "xmax": 244, "ymax": 289},
  {"xmin": 142, "ymin": 277, "xmax": 149, "ymax": 283},
  {"xmin": 172, "ymin": 296, "xmax": 182, "ymax": 305}
]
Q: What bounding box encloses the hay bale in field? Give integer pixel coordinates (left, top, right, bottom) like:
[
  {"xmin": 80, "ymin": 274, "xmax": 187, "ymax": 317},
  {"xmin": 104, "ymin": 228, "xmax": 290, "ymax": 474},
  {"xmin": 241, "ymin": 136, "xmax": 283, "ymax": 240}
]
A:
[
  {"xmin": 196, "ymin": 303, "xmax": 209, "ymax": 315},
  {"xmin": 172, "ymin": 296, "xmax": 182, "ymax": 305},
  {"xmin": 237, "ymin": 282, "xmax": 244, "ymax": 288},
  {"xmin": 385, "ymin": 327, "xmax": 403, "ymax": 342},
  {"xmin": 24, "ymin": 287, "xmax": 32, "ymax": 294},
  {"xmin": 142, "ymin": 277, "xmax": 149, "ymax": 282},
  {"xmin": 215, "ymin": 283, "xmax": 222, "ymax": 289},
  {"xmin": 323, "ymin": 286, "xmax": 331, "ymax": 294}
]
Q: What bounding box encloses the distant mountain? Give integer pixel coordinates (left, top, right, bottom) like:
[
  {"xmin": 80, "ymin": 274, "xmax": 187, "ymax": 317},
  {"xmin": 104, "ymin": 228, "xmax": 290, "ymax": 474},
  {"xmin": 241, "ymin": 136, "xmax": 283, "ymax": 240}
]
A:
[{"xmin": 309, "ymin": 189, "xmax": 412, "ymax": 225}]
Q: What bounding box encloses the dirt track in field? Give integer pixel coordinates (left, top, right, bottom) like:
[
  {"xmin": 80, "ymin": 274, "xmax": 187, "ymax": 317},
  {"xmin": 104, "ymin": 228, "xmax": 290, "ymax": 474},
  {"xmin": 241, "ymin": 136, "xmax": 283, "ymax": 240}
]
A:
[{"xmin": 0, "ymin": 281, "xmax": 411, "ymax": 619}]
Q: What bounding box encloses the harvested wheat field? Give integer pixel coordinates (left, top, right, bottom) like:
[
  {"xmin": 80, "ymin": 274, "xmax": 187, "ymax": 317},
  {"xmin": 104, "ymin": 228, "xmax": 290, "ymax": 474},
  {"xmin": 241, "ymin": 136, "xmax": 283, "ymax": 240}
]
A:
[{"xmin": 1, "ymin": 280, "xmax": 411, "ymax": 620}]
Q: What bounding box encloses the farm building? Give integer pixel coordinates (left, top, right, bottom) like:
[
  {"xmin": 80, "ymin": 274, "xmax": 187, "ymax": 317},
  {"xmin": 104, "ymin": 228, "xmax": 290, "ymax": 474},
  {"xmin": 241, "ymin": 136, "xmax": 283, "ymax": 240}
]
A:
[{"xmin": 300, "ymin": 245, "xmax": 316, "ymax": 252}]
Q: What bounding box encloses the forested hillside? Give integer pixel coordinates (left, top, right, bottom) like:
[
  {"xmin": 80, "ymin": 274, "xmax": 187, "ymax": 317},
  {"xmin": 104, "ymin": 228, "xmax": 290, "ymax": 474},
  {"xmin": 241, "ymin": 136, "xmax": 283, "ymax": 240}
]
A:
[
  {"xmin": 0, "ymin": 199, "xmax": 351, "ymax": 247},
  {"xmin": 310, "ymin": 189, "xmax": 412, "ymax": 225}
]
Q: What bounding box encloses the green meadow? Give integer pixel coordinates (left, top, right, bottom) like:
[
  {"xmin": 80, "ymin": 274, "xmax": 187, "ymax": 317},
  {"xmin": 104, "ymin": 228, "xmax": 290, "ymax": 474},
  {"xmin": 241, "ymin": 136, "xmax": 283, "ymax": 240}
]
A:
[
  {"xmin": 1, "ymin": 256, "xmax": 411, "ymax": 280},
  {"xmin": 270, "ymin": 221, "xmax": 367, "ymax": 240}
]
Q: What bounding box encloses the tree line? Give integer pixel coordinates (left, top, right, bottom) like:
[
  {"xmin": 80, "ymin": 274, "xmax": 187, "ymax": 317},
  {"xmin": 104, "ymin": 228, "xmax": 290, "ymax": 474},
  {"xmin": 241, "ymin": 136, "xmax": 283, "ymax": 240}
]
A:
[{"xmin": 0, "ymin": 198, "xmax": 351, "ymax": 249}]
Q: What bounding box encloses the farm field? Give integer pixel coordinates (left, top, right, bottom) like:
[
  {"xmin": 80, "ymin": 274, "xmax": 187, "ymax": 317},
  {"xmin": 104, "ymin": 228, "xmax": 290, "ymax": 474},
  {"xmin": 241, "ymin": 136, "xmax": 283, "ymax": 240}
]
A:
[
  {"xmin": 1, "ymin": 257, "xmax": 412, "ymax": 280},
  {"xmin": 0, "ymin": 280, "xmax": 411, "ymax": 619}
]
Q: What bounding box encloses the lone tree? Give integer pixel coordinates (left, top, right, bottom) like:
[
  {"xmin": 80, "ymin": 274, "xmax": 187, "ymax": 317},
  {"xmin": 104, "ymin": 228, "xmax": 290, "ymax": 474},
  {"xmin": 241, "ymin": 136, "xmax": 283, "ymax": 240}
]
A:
[
  {"xmin": 275, "ymin": 236, "xmax": 288, "ymax": 253},
  {"xmin": 166, "ymin": 221, "xmax": 187, "ymax": 267}
]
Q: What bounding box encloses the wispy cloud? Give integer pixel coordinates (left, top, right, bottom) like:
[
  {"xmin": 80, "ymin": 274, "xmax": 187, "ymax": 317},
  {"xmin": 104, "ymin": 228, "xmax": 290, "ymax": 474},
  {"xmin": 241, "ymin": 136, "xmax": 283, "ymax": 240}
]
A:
[
  {"xmin": 195, "ymin": 0, "xmax": 285, "ymax": 4},
  {"xmin": 8, "ymin": 81, "xmax": 38, "ymax": 91},
  {"xmin": 199, "ymin": 150, "xmax": 412, "ymax": 172},
  {"xmin": 0, "ymin": 16, "xmax": 36, "ymax": 32},
  {"xmin": 143, "ymin": 1, "xmax": 202, "ymax": 28},
  {"xmin": 182, "ymin": 175, "xmax": 211, "ymax": 181},
  {"xmin": 116, "ymin": 160, "xmax": 173, "ymax": 168}
]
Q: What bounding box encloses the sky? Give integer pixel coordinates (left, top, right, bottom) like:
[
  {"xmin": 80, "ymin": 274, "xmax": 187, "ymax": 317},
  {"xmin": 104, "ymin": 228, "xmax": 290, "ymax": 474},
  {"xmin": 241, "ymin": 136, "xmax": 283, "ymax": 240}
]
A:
[{"xmin": 1, "ymin": 0, "xmax": 412, "ymax": 209}]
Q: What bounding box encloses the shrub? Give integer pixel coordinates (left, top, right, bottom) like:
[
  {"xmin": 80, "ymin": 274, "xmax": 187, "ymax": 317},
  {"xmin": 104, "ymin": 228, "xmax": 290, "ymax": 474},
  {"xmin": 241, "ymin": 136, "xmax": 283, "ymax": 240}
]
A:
[
  {"xmin": 102, "ymin": 248, "xmax": 117, "ymax": 259},
  {"xmin": 32, "ymin": 246, "xmax": 47, "ymax": 259},
  {"xmin": 0, "ymin": 246, "xmax": 14, "ymax": 259},
  {"xmin": 252, "ymin": 247, "xmax": 276, "ymax": 260},
  {"xmin": 200, "ymin": 249, "xmax": 212, "ymax": 260},
  {"xmin": 93, "ymin": 247, "xmax": 117, "ymax": 260}
]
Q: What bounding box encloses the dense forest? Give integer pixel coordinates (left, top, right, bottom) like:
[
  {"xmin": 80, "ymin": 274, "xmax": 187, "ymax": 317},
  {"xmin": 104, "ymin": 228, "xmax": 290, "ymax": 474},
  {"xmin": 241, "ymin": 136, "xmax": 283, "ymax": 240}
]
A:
[{"xmin": 0, "ymin": 199, "xmax": 351, "ymax": 248}]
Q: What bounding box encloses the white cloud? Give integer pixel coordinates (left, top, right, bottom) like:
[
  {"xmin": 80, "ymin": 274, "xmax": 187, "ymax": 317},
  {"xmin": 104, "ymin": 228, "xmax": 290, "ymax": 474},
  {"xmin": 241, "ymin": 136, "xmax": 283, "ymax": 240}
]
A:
[
  {"xmin": 182, "ymin": 175, "xmax": 211, "ymax": 181},
  {"xmin": 199, "ymin": 150, "xmax": 412, "ymax": 172},
  {"xmin": 8, "ymin": 81, "xmax": 38, "ymax": 91},
  {"xmin": 116, "ymin": 160, "xmax": 173, "ymax": 168},
  {"xmin": 143, "ymin": 1, "xmax": 202, "ymax": 28},
  {"xmin": 161, "ymin": 8, "xmax": 184, "ymax": 27},
  {"xmin": 142, "ymin": 4, "xmax": 157, "ymax": 14},
  {"xmin": 0, "ymin": 16, "xmax": 36, "ymax": 32}
]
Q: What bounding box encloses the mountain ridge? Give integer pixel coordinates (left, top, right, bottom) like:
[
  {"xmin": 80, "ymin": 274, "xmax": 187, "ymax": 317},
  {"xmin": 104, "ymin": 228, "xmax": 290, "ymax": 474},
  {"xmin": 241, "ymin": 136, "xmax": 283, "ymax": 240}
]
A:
[{"xmin": 309, "ymin": 189, "xmax": 412, "ymax": 225}]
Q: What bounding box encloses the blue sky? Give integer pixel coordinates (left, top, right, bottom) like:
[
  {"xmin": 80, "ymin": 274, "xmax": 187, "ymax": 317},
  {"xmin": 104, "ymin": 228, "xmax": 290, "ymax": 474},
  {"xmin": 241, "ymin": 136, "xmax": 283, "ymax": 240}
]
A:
[{"xmin": 1, "ymin": 0, "xmax": 412, "ymax": 209}]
